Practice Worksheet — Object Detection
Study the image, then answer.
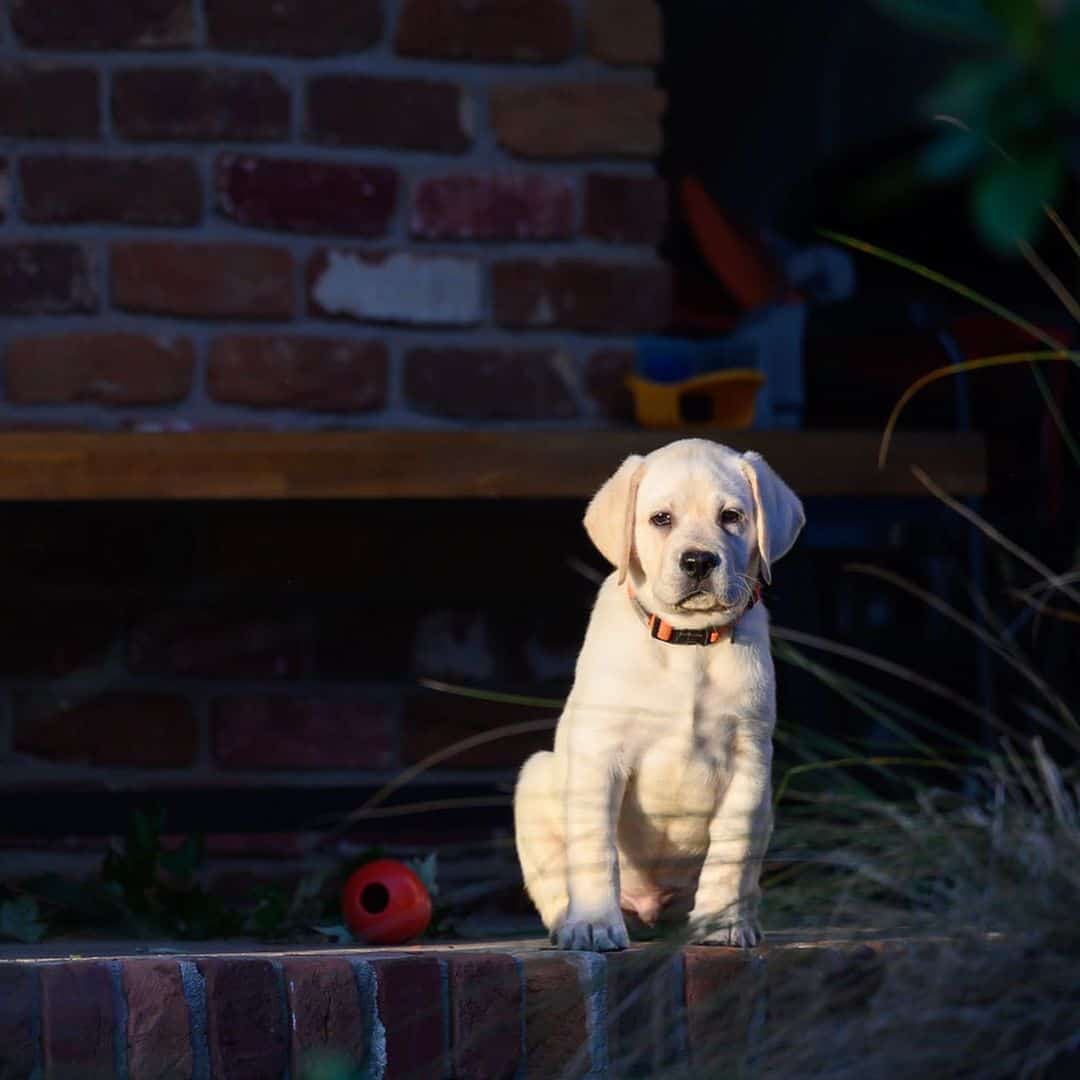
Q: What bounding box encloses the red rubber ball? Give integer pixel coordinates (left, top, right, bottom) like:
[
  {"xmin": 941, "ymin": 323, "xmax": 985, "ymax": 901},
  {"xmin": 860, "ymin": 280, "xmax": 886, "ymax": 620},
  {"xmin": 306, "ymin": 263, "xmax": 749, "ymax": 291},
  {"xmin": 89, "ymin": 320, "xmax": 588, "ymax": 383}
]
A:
[{"xmin": 341, "ymin": 859, "xmax": 432, "ymax": 945}]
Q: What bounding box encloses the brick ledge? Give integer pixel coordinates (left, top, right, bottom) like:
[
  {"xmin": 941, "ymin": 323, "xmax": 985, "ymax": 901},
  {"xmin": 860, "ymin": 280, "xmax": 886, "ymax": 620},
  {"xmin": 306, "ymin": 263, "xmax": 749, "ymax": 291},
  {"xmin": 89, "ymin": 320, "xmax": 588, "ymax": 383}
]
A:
[{"xmin": 1, "ymin": 935, "xmax": 896, "ymax": 1078}]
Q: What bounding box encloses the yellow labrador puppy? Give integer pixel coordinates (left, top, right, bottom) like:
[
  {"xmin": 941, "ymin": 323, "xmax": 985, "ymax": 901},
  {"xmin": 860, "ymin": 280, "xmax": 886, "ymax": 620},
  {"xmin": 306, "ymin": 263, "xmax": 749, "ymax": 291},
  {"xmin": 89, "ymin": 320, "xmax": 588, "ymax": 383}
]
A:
[{"xmin": 514, "ymin": 438, "xmax": 804, "ymax": 951}]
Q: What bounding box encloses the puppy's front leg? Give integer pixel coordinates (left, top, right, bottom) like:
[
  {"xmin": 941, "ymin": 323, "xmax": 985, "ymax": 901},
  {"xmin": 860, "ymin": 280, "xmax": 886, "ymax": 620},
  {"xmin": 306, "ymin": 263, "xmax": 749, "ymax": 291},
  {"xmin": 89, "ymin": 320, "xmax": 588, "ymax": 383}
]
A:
[
  {"xmin": 556, "ymin": 741, "xmax": 629, "ymax": 952},
  {"xmin": 689, "ymin": 734, "xmax": 772, "ymax": 948}
]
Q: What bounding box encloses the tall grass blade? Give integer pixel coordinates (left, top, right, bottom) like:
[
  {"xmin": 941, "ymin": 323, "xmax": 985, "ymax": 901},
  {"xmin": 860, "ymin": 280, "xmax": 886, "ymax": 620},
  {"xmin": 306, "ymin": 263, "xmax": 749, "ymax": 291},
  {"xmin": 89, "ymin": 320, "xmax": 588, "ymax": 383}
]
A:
[
  {"xmin": 846, "ymin": 562, "xmax": 1076, "ymax": 729},
  {"xmin": 912, "ymin": 466, "xmax": 1080, "ymax": 605}
]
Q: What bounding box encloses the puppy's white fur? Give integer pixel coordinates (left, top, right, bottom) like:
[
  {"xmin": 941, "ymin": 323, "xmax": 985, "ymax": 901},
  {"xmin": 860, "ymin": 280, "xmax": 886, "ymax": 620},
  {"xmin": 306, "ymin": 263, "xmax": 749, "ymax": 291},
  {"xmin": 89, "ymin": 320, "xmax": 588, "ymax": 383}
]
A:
[{"xmin": 514, "ymin": 439, "xmax": 804, "ymax": 951}]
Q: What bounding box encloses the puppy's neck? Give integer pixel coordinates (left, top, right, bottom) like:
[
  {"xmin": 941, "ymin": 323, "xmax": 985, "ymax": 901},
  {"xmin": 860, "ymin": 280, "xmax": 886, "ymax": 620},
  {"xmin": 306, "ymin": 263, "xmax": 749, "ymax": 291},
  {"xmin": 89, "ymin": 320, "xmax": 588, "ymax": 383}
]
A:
[{"xmin": 626, "ymin": 579, "xmax": 762, "ymax": 645}]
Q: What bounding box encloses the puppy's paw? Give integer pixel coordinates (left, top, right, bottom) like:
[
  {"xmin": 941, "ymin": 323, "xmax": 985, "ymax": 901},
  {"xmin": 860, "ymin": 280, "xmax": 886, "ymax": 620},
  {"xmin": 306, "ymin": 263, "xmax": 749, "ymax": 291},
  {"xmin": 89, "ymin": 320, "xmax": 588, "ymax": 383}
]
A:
[
  {"xmin": 552, "ymin": 912, "xmax": 629, "ymax": 952},
  {"xmin": 689, "ymin": 917, "xmax": 762, "ymax": 949}
]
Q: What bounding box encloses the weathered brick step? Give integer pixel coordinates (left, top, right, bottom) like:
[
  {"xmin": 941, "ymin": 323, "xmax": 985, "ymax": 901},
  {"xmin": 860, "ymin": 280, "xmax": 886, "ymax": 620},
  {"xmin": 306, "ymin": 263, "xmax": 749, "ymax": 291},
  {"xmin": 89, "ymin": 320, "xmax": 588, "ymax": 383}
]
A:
[{"xmin": 0, "ymin": 938, "xmax": 888, "ymax": 1079}]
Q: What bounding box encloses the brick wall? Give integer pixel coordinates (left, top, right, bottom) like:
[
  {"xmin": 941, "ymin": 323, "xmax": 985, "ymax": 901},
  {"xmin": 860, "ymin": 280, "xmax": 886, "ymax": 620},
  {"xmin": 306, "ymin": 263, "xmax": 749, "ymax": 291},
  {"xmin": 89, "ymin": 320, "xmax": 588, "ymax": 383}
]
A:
[
  {"xmin": 0, "ymin": 496, "xmax": 609, "ymax": 919},
  {"xmin": 2, "ymin": 941, "xmax": 890, "ymax": 1078},
  {"xmin": 0, "ymin": 0, "xmax": 668, "ymax": 430},
  {"xmin": 0, "ymin": 1, "xmax": 669, "ymax": 917}
]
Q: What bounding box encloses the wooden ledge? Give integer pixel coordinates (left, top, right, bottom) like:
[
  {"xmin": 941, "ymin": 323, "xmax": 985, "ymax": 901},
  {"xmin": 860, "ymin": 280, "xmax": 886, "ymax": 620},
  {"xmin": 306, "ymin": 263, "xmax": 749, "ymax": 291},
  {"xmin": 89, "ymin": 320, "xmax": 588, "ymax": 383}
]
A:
[{"xmin": 0, "ymin": 429, "xmax": 986, "ymax": 500}]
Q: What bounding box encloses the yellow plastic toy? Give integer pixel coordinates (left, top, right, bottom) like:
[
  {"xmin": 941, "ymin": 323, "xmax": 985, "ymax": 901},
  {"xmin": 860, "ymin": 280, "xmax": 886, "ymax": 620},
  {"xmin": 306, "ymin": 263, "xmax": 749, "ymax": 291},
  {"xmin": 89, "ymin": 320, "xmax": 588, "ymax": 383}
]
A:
[{"xmin": 627, "ymin": 368, "xmax": 765, "ymax": 429}]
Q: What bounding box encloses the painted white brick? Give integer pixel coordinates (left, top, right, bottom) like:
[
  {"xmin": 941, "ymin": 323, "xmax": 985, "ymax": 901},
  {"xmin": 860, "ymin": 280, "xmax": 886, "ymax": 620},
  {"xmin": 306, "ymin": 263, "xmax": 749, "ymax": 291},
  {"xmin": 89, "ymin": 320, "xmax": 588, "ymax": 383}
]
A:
[{"xmin": 311, "ymin": 250, "xmax": 484, "ymax": 326}]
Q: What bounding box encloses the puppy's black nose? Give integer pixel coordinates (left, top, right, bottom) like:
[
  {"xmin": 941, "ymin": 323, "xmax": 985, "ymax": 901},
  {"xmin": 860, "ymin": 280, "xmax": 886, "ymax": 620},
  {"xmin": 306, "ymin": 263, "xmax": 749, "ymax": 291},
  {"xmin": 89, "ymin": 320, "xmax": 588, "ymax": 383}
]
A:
[{"xmin": 679, "ymin": 549, "xmax": 719, "ymax": 580}]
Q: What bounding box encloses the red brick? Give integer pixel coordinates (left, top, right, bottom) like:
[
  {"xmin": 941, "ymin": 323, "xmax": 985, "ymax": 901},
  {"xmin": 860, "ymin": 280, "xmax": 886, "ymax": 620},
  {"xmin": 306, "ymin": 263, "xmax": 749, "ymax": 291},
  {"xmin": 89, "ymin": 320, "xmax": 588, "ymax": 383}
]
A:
[
  {"xmin": 212, "ymin": 697, "xmax": 396, "ymax": 770},
  {"xmin": 585, "ymin": 348, "xmax": 635, "ymax": 421},
  {"xmin": 403, "ymin": 690, "xmax": 554, "ymax": 768},
  {"xmin": 20, "ymin": 155, "xmax": 201, "ymax": 226},
  {"xmin": 315, "ymin": 606, "xmax": 419, "ymax": 681},
  {"xmin": 493, "ymin": 258, "xmax": 671, "ymax": 333},
  {"xmin": 372, "ymin": 957, "xmax": 446, "ymax": 1080},
  {"xmin": 765, "ymin": 944, "xmax": 885, "ymax": 1027},
  {"xmin": 683, "ymin": 947, "xmax": 761, "ymax": 1070},
  {"xmin": 0, "ymin": 243, "xmax": 95, "ymax": 315},
  {"xmin": 308, "ymin": 250, "xmax": 483, "ymax": 326},
  {"xmin": 0, "ymin": 507, "xmax": 192, "ymax": 586},
  {"xmin": 40, "ymin": 961, "xmax": 116, "ymax": 1080},
  {"xmin": 522, "ymin": 955, "xmax": 591, "ymax": 1079},
  {"xmin": 0, "ymin": 964, "xmax": 40, "ymax": 1079},
  {"xmin": 113, "ymin": 68, "xmax": 290, "ymax": 141},
  {"xmin": 13, "ymin": 0, "xmax": 194, "ymax": 48},
  {"xmin": 584, "ymin": 173, "xmax": 667, "ymax": 244},
  {"xmin": 0, "ymin": 586, "xmax": 127, "ymax": 676},
  {"xmin": 448, "ymin": 955, "xmax": 522, "ymax": 1080},
  {"xmin": 199, "ymin": 505, "xmax": 432, "ymax": 589},
  {"xmin": 588, "ymin": 0, "xmax": 662, "ymax": 66},
  {"xmin": 0, "ymin": 65, "xmax": 99, "ymax": 136},
  {"xmin": 207, "ymin": 0, "xmax": 381, "ymax": 54},
  {"xmin": 129, "ymin": 610, "xmax": 312, "ymax": 679},
  {"xmin": 409, "ymin": 607, "xmax": 497, "ymax": 683},
  {"xmin": 0, "ymin": 834, "xmax": 111, "ymax": 853},
  {"xmin": 491, "ymin": 83, "xmax": 664, "ymax": 159},
  {"xmin": 396, "ymin": 0, "xmax": 573, "ymax": 62},
  {"xmin": 112, "ymin": 242, "xmax": 294, "ymax": 319},
  {"xmin": 319, "ymin": 582, "xmax": 580, "ymax": 680},
  {"xmin": 121, "ymin": 959, "xmax": 193, "ymax": 1080},
  {"xmin": 5, "ymin": 332, "xmax": 194, "ymax": 405},
  {"xmin": 307, "ymin": 75, "xmax": 471, "ymax": 153},
  {"xmin": 199, "ymin": 958, "xmax": 288, "ymax": 1080},
  {"xmin": 202, "ymin": 832, "xmax": 311, "ymax": 859},
  {"xmin": 284, "ymin": 958, "xmax": 366, "ymax": 1077},
  {"xmin": 605, "ymin": 951, "xmax": 684, "ymax": 1078},
  {"xmin": 411, "ymin": 174, "xmax": 574, "ymax": 241},
  {"xmin": 15, "ymin": 694, "xmax": 198, "ymax": 768},
  {"xmin": 209, "ymin": 335, "xmax": 388, "ymax": 412},
  {"xmin": 404, "ymin": 346, "xmax": 578, "ymax": 421},
  {"xmin": 216, "ymin": 154, "xmax": 397, "ymax": 235}
]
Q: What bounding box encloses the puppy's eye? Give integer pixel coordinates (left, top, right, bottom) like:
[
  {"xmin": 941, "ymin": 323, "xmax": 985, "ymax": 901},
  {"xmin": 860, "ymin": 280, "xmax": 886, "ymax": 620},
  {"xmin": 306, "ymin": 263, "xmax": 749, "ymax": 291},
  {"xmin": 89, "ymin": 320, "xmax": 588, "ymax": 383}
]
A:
[
  {"xmin": 649, "ymin": 511, "xmax": 672, "ymax": 528},
  {"xmin": 720, "ymin": 508, "xmax": 743, "ymax": 527}
]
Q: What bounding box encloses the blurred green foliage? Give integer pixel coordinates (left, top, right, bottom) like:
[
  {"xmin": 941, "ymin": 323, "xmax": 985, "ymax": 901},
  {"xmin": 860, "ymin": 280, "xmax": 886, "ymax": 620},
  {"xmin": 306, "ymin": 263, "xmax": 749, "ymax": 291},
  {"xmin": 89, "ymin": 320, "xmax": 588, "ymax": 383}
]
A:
[{"xmin": 877, "ymin": 0, "xmax": 1080, "ymax": 251}]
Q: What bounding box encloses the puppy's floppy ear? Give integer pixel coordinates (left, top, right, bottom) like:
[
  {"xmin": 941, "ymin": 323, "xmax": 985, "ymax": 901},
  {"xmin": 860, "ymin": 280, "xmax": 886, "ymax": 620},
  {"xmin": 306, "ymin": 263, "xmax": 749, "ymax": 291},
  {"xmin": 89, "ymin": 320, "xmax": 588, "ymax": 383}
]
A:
[
  {"xmin": 740, "ymin": 451, "xmax": 805, "ymax": 584},
  {"xmin": 584, "ymin": 454, "xmax": 645, "ymax": 585}
]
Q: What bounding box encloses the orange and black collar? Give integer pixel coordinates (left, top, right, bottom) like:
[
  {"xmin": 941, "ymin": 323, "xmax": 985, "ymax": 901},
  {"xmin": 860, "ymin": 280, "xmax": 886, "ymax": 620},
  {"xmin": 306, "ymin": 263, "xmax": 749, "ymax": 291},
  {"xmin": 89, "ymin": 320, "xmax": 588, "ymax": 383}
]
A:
[{"xmin": 628, "ymin": 581, "xmax": 762, "ymax": 646}]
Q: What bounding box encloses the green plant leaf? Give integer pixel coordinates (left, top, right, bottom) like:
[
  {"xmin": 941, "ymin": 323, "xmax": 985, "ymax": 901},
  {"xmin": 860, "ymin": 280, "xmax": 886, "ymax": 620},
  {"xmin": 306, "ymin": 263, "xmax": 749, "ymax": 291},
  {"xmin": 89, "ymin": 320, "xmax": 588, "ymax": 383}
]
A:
[
  {"xmin": 25, "ymin": 873, "xmax": 132, "ymax": 929},
  {"xmin": 971, "ymin": 152, "xmax": 1063, "ymax": 252},
  {"xmin": 926, "ymin": 59, "xmax": 1021, "ymax": 121},
  {"xmin": 246, "ymin": 886, "xmax": 291, "ymax": 938},
  {"xmin": 0, "ymin": 896, "xmax": 47, "ymax": 943},
  {"xmin": 984, "ymin": 92, "xmax": 1049, "ymax": 144},
  {"xmin": 286, "ymin": 870, "xmax": 332, "ymax": 926},
  {"xmin": 163, "ymin": 887, "xmax": 244, "ymax": 940},
  {"xmin": 103, "ymin": 809, "xmax": 166, "ymax": 912},
  {"xmin": 986, "ymin": 0, "xmax": 1043, "ymax": 56},
  {"xmin": 1045, "ymin": 5, "xmax": 1080, "ymax": 106},
  {"xmin": 874, "ymin": 0, "xmax": 1006, "ymax": 43},
  {"xmin": 312, "ymin": 923, "xmax": 354, "ymax": 944},
  {"xmin": 919, "ymin": 130, "xmax": 985, "ymax": 181},
  {"xmin": 159, "ymin": 834, "xmax": 204, "ymax": 883},
  {"xmin": 407, "ymin": 853, "xmax": 439, "ymax": 897}
]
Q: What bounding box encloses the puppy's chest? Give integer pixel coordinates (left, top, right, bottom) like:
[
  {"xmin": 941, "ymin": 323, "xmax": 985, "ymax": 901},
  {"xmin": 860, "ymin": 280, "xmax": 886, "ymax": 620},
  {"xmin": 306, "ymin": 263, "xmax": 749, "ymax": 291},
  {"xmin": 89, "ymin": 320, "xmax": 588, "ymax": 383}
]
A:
[
  {"xmin": 696, "ymin": 638, "xmax": 766, "ymax": 707},
  {"xmin": 623, "ymin": 655, "xmax": 761, "ymax": 834},
  {"xmin": 630, "ymin": 682, "xmax": 742, "ymax": 825},
  {"xmin": 635, "ymin": 646, "xmax": 766, "ymax": 760}
]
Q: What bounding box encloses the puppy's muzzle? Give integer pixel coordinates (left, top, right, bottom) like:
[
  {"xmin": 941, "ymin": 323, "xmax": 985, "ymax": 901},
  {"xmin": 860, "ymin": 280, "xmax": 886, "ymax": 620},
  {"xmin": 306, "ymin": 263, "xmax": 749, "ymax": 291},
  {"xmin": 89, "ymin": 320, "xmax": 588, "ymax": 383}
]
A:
[{"xmin": 679, "ymin": 549, "xmax": 719, "ymax": 581}]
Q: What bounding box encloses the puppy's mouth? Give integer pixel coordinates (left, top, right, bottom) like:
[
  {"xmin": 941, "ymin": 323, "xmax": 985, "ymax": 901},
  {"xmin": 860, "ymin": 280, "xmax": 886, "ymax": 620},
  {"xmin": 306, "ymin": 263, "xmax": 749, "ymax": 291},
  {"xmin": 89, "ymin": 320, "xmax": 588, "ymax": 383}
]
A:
[{"xmin": 675, "ymin": 590, "xmax": 729, "ymax": 613}]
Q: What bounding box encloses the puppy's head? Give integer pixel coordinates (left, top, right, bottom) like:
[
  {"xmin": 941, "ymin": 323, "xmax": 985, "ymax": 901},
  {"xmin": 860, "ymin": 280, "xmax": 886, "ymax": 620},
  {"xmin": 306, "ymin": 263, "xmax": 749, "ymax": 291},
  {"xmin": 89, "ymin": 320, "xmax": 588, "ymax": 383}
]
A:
[{"xmin": 585, "ymin": 439, "xmax": 805, "ymax": 623}]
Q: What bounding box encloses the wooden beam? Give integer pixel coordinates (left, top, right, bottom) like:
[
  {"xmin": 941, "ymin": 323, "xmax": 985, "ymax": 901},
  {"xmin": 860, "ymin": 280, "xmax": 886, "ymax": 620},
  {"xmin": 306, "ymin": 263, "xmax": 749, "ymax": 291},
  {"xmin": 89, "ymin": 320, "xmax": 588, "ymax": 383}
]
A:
[{"xmin": 0, "ymin": 430, "xmax": 987, "ymax": 500}]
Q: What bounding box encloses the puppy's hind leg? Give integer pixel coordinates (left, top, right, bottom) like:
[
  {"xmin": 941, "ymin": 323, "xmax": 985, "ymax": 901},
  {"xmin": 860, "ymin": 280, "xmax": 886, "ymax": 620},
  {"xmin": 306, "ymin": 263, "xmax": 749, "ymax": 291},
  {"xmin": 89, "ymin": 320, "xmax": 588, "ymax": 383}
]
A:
[{"xmin": 513, "ymin": 751, "xmax": 568, "ymax": 933}]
